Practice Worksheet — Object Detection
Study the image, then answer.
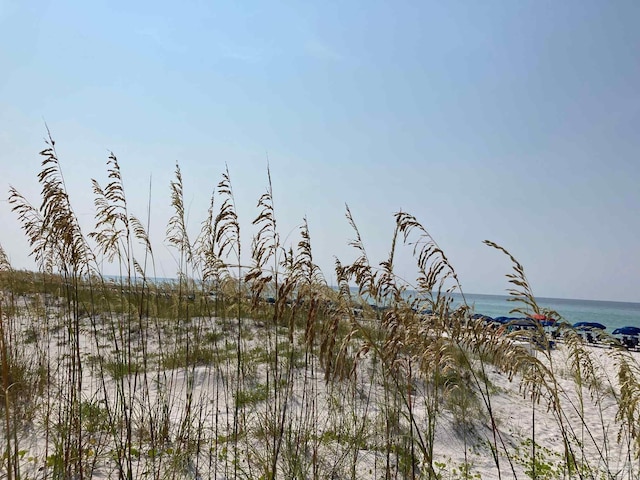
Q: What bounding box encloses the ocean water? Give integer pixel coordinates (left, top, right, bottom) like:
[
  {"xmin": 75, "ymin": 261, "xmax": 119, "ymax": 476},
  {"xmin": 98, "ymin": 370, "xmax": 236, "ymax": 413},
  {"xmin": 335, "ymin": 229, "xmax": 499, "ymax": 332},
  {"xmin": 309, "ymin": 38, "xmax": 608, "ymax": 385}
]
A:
[{"xmin": 454, "ymin": 293, "xmax": 640, "ymax": 332}]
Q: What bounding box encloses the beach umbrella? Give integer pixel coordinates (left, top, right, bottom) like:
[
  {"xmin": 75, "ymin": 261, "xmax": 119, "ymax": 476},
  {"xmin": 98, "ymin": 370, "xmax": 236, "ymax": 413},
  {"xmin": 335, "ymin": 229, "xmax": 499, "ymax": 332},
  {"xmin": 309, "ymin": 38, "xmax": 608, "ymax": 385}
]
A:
[
  {"xmin": 612, "ymin": 326, "xmax": 640, "ymax": 336},
  {"xmin": 507, "ymin": 318, "xmax": 540, "ymax": 331},
  {"xmin": 573, "ymin": 321, "xmax": 606, "ymax": 330},
  {"xmin": 526, "ymin": 314, "xmax": 556, "ymax": 327},
  {"xmin": 509, "ymin": 318, "xmax": 537, "ymax": 327},
  {"xmin": 530, "ymin": 313, "xmax": 556, "ymax": 323}
]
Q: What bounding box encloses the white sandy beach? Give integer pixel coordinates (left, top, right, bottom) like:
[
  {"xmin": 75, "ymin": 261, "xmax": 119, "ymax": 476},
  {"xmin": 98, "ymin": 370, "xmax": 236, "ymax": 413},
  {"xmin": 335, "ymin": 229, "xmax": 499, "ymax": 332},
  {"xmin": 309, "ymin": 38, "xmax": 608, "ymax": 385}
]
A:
[{"xmin": 5, "ymin": 300, "xmax": 638, "ymax": 480}]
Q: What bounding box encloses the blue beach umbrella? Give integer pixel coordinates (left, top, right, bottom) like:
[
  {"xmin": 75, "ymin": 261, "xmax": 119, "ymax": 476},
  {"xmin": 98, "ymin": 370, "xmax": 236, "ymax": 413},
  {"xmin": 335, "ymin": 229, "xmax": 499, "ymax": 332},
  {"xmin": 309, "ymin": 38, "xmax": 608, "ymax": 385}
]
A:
[
  {"xmin": 573, "ymin": 321, "xmax": 606, "ymax": 330},
  {"xmin": 471, "ymin": 313, "xmax": 495, "ymax": 323},
  {"xmin": 612, "ymin": 326, "xmax": 640, "ymax": 336},
  {"xmin": 509, "ymin": 318, "xmax": 537, "ymax": 327}
]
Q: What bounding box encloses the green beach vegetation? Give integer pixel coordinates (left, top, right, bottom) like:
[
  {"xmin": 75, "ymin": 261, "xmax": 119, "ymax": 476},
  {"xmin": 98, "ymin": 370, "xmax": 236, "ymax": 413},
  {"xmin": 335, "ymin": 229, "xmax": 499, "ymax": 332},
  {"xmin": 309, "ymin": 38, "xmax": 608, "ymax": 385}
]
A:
[{"xmin": 0, "ymin": 133, "xmax": 639, "ymax": 479}]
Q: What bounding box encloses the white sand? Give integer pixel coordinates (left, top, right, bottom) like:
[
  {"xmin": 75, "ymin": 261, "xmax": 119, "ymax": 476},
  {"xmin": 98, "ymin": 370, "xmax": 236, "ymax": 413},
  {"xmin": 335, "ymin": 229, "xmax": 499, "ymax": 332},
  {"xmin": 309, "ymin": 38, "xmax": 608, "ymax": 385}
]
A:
[{"xmin": 6, "ymin": 309, "xmax": 640, "ymax": 479}]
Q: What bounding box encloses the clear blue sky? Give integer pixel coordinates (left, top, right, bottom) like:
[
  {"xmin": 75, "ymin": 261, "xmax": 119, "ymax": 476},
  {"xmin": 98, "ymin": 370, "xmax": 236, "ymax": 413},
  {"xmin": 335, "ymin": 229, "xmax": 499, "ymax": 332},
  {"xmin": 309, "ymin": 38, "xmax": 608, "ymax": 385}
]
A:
[{"xmin": 1, "ymin": 1, "xmax": 639, "ymax": 302}]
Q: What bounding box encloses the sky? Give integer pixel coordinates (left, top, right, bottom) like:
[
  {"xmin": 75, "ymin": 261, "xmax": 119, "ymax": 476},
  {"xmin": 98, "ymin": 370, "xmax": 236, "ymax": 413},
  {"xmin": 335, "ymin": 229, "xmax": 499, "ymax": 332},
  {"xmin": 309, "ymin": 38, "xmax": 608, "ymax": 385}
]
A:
[{"xmin": 1, "ymin": 1, "xmax": 639, "ymax": 302}]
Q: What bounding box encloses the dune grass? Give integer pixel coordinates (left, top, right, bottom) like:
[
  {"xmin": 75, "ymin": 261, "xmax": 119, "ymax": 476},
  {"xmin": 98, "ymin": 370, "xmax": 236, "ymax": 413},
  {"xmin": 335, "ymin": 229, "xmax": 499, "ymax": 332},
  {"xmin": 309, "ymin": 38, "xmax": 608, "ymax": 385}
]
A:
[{"xmin": 0, "ymin": 132, "xmax": 638, "ymax": 478}]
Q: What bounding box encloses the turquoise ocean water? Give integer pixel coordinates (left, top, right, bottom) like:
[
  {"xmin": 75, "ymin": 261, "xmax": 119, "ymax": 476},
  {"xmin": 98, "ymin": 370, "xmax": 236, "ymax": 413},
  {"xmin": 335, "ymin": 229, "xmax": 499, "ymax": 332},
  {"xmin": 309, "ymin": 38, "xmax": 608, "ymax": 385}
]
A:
[{"xmin": 455, "ymin": 293, "xmax": 640, "ymax": 332}]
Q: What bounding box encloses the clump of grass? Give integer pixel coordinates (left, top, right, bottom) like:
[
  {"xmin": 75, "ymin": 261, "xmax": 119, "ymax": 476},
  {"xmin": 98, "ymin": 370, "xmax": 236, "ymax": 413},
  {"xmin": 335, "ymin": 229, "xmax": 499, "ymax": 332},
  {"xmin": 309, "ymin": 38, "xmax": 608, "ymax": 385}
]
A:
[
  {"xmin": 102, "ymin": 359, "xmax": 143, "ymax": 380},
  {"xmin": 234, "ymin": 383, "xmax": 269, "ymax": 408},
  {"xmin": 161, "ymin": 344, "xmax": 220, "ymax": 369}
]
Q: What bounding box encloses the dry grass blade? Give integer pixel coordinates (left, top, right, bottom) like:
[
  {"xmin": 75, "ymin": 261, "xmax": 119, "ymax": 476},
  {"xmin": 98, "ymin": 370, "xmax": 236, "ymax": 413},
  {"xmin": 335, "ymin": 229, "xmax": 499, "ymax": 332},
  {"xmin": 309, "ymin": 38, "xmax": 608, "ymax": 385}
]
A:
[
  {"xmin": 215, "ymin": 165, "xmax": 240, "ymax": 261},
  {"xmin": 246, "ymin": 165, "xmax": 279, "ymax": 303},
  {"xmin": 0, "ymin": 244, "xmax": 10, "ymax": 272},
  {"xmin": 612, "ymin": 351, "xmax": 640, "ymax": 455},
  {"xmin": 295, "ymin": 218, "xmax": 323, "ymax": 286},
  {"xmin": 378, "ymin": 221, "xmax": 404, "ymax": 303},
  {"xmin": 166, "ymin": 162, "xmax": 193, "ymax": 265},
  {"xmin": 395, "ymin": 211, "xmax": 461, "ymax": 304},
  {"xmin": 195, "ymin": 191, "xmax": 227, "ymax": 284},
  {"xmin": 483, "ymin": 240, "xmax": 539, "ymax": 315},
  {"xmin": 7, "ymin": 188, "xmax": 53, "ymax": 271},
  {"xmin": 90, "ymin": 153, "xmax": 130, "ymax": 263},
  {"xmin": 295, "ymin": 218, "xmax": 325, "ymax": 345},
  {"xmin": 12, "ymin": 132, "xmax": 93, "ymax": 275},
  {"xmin": 343, "ymin": 204, "xmax": 378, "ymax": 300},
  {"xmin": 129, "ymin": 215, "xmax": 152, "ymax": 255}
]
